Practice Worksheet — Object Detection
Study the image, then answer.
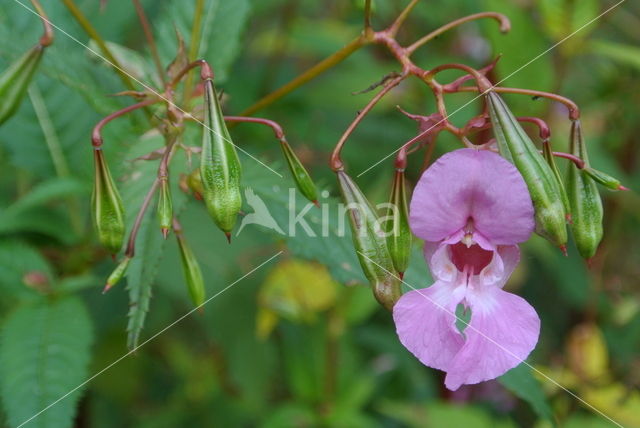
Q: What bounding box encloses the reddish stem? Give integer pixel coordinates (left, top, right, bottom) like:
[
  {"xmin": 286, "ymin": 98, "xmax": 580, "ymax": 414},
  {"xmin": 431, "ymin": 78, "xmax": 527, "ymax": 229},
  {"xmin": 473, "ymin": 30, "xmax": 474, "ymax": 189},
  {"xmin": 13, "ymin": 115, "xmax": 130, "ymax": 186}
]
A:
[
  {"xmin": 453, "ymin": 86, "xmax": 580, "ymax": 120},
  {"xmin": 92, "ymin": 98, "xmax": 159, "ymax": 148},
  {"xmin": 224, "ymin": 116, "xmax": 286, "ymax": 141},
  {"xmin": 31, "ymin": 0, "xmax": 54, "ymax": 47},
  {"xmin": 166, "ymin": 59, "xmax": 213, "ymax": 91},
  {"xmin": 551, "ymin": 151, "xmax": 586, "ymax": 169},
  {"xmin": 407, "ymin": 12, "xmax": 510, "ymax": 55},
  {"xmin": 330, "ymin": 74, "xmax": 406, "ymax": 171},
  {"xmin": 132, "ymin": 0, "xmax": 165, "ymax": 85}
]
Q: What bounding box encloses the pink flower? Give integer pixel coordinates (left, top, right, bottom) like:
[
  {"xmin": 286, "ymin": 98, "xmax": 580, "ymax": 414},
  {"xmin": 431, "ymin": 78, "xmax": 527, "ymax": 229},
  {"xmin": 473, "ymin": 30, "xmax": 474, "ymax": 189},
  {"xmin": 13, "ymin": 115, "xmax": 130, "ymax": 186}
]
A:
[{"xmin": 393, "ymin": 148, "xmax": 540, "ymax": 391}]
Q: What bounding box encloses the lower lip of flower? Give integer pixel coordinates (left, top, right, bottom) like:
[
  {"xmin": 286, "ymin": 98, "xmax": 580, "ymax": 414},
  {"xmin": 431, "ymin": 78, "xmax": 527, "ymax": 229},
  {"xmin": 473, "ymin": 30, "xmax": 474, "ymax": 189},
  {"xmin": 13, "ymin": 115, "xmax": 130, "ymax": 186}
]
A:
[{"xmin": 449, "ymin": 242, "xmax": 493, "ymax": 274}]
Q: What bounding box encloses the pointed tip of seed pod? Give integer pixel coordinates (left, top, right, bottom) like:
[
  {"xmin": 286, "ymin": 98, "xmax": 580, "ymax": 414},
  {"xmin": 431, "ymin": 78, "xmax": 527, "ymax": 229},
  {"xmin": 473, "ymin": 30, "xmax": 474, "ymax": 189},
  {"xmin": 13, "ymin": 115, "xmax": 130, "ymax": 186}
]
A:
[
  {"xmin": 161, "ymin": 228, "xmax": 170, "ymax": 239},
  {"xmin": 102, "ymin": 283, "xmax": 112, "ymax": 294},
  {"xmin": 559, "ymin": 245, "xmax": 568, "ymax": 257},
  {"xmin": 110, "ymin": 253, "xmax": 116, "ymax": 261},
  {"xmin": 398, "ymin": 271, "xmax": 404, "ymax": 281},
  {"xmin": 224, "ymin": 231, "xmax": 232, "ymax": 244},
  {"xmin": 618, "ymin": 185, "xmax": 630, "ymax": 191},
  {"xmin": 194, "ymin": 192, "xmax": 203, "ymax": 200},
  {"xmin": 586, "ymin": 257, "xmax": 596, "ymax": 269},
  {"xmin": 312, "ymin": 200, "xmax": 319, "ymax": 208}
]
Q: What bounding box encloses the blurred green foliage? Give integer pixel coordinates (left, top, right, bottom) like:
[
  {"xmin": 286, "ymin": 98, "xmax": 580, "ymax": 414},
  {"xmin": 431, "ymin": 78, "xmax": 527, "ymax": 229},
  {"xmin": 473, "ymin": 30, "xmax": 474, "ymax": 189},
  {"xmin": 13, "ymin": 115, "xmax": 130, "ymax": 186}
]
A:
[{"xmin": 0, "ymin": 0, "xmax": 639, "ymax": 427}]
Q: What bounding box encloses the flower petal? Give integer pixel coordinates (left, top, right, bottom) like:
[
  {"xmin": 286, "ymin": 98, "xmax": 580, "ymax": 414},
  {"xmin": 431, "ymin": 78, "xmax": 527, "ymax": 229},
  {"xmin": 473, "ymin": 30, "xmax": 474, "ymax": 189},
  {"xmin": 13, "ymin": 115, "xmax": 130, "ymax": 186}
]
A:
[
  {"xmin": 393, "ymin": 281, "xmax": 465, "ymax": 371},
  {"xmin": 409, "ymin": 148, "xmax": 534, "ymax": 245},
  {"xmin": 443, "ymin": 288, "xmax": 540, "ymax": 391}
]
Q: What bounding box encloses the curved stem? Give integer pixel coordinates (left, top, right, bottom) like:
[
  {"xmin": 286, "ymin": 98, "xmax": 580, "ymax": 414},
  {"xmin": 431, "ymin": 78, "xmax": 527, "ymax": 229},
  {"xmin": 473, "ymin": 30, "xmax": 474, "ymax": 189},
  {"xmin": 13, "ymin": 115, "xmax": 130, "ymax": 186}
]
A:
[
  {"xmin": 166, "ymin": 59, "xmax": 212, "ymax": 91},
  {"xmin": 454, "ymin": 86, "xmax": 580, "ymax": 120},
  {"xmin": 30, "ymin": 0, "xmax": 53, "ymax": 47},
  {"xmin": 223, "ymin": 116, "xmax": 286, "ymax": 141},
  {"xmin": 550, "ymin": 151, "xmax": 585, "ymax": 169},
  {"xmin": 132, "ymin": 0, "xmax": 165, "ymax": 85},
  {"xmin": 239, "ymin": 37, "xmax": 367, "ymax": 117},
  {"xmin": 62, "ymin": 0, "xmax": 137, "ymax": 91},
  {"xmin": 407, "ymin": 12, "xmax": 509, "ymax": 55},
  {"xmin": 330, "ymin": 74, "xmax": 405, "ymax": 171},
  {"xmin": 387, "ymin": 0, "xmax": 421, "ymax": 37},
  {"xmin": 425, "ymin": 63, "xmax": 492, "ymax": 91},
  {"xmin": 125, "ymin": 180, "xmax": 159, "ymax": 257},
  {"xmin": 518, "ymin": 116, "xmax": 551, "ymax": 140},
  {"xmin": 92, "ymin": 98, "xmax": 159, "ymax": 147}
]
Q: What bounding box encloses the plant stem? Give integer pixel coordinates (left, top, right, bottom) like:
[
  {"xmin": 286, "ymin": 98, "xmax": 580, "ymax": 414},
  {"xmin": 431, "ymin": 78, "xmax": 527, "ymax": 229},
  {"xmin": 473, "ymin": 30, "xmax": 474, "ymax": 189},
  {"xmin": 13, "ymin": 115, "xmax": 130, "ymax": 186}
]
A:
[
  {"xmin": 132, "ymin": 0, "xmax": 165, "ymax": 85},
  {"xmin": 125, "ymin": 180, "xmax": 159, "ymax": 258},
  {"xmin": 30, "ymin": 0, "xmax": 53, "ymax": 46},
  {"xmin": 406, "ymin": 12, "xmax": 510, "ymax": 55},
  {"xmin": 454, "ymin": 86, "xmax": 580, "ymax": 119},
  {"xmin": 223, "ymin": 116, "xmax": 286, "ymax": 141},
  {"xmin": 330, "ymin": 74, "xmax": 405, "ymax": 171},
  {"xmin": 239, "ymin": 36, "xmax": 367, "ymax": 117},
  {"xmin": 363, "ymin": 0, "xmax": 373, "ymax": 35},
  {"xmin": 61, "ymin": 0, "xmax": 137, "ymax": 91},
  {"xmin": 182, "ymin": 0, "xmax": 206, "ymax": 105},
  {"xmin": 387, "ymin": 0, "xmax": 421, "ymax": 36},
  {"xmin": 92, "ymin": 99, "xmax": 159, "ymax": 147}
]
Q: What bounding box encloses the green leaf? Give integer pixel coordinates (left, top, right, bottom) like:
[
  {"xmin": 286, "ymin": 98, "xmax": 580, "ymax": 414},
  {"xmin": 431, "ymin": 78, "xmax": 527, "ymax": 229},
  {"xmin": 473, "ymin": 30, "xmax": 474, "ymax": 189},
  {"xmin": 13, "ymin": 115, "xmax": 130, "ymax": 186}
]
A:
[
  {"xmin": 1, "ymin": 177, "xmax": 86, "ymax": 216},
  {"xmin": 121, "ymin": 132, "xmax": 189, "ymax": 349},
  {"xmin": 499, "ymin": 363, "xmax": 556, "ymax": 425},
  {"xmin": 590, "ymin": 39, "xmax": 640, "ymax": 71},
  {"xmin": 155, "ymin": 0, "xmax": 252, "ymax": 83},
  {"xmin": 0, "ymin": 239, "xmax": 51, "ymax": 301},
  {"xmin": 0, "ymin": 296, "xmax": 93, "ymax": 428}
]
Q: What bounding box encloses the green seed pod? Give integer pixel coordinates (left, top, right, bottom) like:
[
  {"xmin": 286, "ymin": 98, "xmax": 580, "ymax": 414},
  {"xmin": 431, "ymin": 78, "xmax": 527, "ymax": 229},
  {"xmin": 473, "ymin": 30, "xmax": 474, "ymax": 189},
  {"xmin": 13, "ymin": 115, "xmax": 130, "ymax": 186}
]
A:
[
  {"xmin": 103, "ymin": 256, "xmax": 131, "ymax": 293},
  {"xmin": 386, "ymin": 170, "xmax": 411, "ymax": 276},
  {"xmin": 337, "ymin": 170, "xmax": 401, "ymax": 311},
  {"xmin": 583, "ymin": 167, "xmax": 627, "ymax": 191},
  {"xmin": 542, "ymin": 140, "xmax": 571, "ymax": 220},
  {"xmin": 92, "ymin": 149, "xmax": 125, "ymax": 254},
  {"xmin": 280, "ymin": 139, "xmax": 318, "ymax": 204},
  {"xmin": 157, "ymin": 177, "xmax": 173, "ymax": 238},
  {"xmin": 176, "ymin": 233, "xmax": 206, "ymax": 307},
  {"xmin": 566, "ymin": 120, "xmax": 603, "ymax": 260},
  {"xmin": 200, "ymin": 79, "xmax": 242, "ymax": 237},
  {"xmin": 487, "ymin": 92, "xmax": 567, "ymax": 250},
  {"xmin": 0, "ymin": 45, "xmax": 44, "ymax": 125}
]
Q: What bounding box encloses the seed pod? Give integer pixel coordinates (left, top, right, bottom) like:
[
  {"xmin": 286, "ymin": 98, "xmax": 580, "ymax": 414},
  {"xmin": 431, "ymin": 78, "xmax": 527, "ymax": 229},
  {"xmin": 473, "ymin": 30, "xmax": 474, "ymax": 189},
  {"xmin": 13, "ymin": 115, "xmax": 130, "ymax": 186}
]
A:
[
  {"xmin": 386, "ymin": 170, "xmax": 411, "ymax": 277},
  {"xmin": 0, "ymin": 45, "xmax": 44, "ymax": 125},
  {"xmin": 487, "ymin": 92, "xmax": 567, "ymax": 250},
  {"xmin": 566, "ymin": 120, "xmax": 603, "ymax": 260},
  {"xmin": 337, "ymin": 170, "xmax": 401, "ymax": 311},
  {"xmin": 92, "ymin": 149, "xmax": 125, "ymax": 254},
  {"xmin": 542, "ymin": 140, "xmax": 571, "ymax": 221},
  {"xmin": 200, "ymin": 79, "xmax": 242, "ymax": 237},
  {"xmin": 176, "ymin": 233, "xmax": 206, "ymax": 307},
  {"xmin": 583, "ymin": 167, "xmax": 627, "ymax": 191},
  {"xmin": 157, "ymin": 177, "xmax": 173, "ymax": 238},
  {"xmin": 280, "ymin": 139, "xmax": 318, "ymax": 204},
  {"xmin": 103, "ymin": 256, "xmax": 131, "ymax": 293}
]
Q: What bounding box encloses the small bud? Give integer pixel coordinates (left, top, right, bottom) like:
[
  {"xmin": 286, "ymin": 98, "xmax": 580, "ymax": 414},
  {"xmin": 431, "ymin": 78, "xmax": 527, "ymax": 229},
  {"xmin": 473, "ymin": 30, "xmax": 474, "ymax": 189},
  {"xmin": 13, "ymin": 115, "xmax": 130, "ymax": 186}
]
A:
[
  {"xmin": 157, "ymin": 177, "xmax": 173, "ymax": 238},
  {"xmin": 487, "ymin": 92, "xmax": 567, "ymax": 249},
  {"xmin": 0, "ymin": 45, "xmax": 44, "ymax": 125},
  {"xmin": 583, "ymin": 167, "xmax": 627, "ymax": 191},
  {"xmin": 566, "ymin": 120, "xmax": 603, "ymax": 260},
  {"xmin": 186, "ymin": 168, "xmax": 204, "ymax": 199},
  {"xmin": 280, "ymin": 139, "xmax": 318, "ymax": 205},
  {"xmin": 337, "ymin": 170, "xmax": 401, "ymax": 310},
  {"xmin": 200, "ymin": 79, "xmax": 242, "ymax": 235},
  {"xmin": 386, "ymin": 170, "xmax": 412, "ymax": 277},
  {"xmin": 104, "ymin": 256, "xmax": 131, "ymax": 293},
  {"xmin": 92, "ymin": 149, "xmax": 125, "ymax": 254},
  {"xmin": 176, "ymin": 233, "xmax": 206, "ymax": 307}
]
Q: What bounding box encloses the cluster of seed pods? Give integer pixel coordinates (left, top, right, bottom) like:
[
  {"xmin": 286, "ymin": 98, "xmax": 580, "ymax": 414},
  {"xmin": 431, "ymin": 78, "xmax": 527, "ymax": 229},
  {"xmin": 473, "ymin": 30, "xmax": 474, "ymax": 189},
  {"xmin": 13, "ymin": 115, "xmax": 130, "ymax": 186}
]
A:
[
  {"xmin": 90, "ymin": 56, "xmax": 318, "ymax": 304},
  {"xmin": 328, "ymin": 1, "xmax": 627, "ymax": 311}
]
